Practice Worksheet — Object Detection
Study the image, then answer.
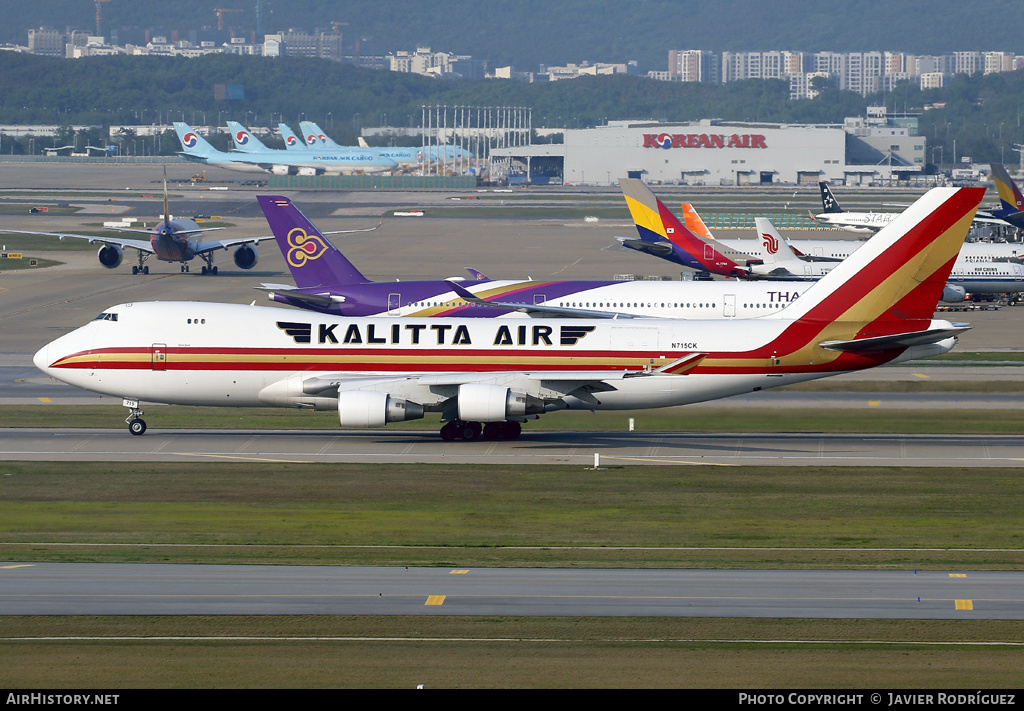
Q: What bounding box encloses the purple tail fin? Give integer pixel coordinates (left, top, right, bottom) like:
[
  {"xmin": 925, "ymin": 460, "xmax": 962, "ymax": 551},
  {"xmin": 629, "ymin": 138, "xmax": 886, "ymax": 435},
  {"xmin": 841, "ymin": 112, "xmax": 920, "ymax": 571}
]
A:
[{"xmin": 257, "ymin": 196, "xmax": 368, "ymax": 287}]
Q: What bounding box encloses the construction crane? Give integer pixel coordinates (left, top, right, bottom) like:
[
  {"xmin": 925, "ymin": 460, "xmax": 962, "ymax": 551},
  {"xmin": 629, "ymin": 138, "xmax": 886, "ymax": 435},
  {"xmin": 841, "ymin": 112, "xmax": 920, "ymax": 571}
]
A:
[
  {"xmin": 94, "ymin": 0, "xmax": 111, "ymax": 38},
  {"xmin": 215, "ymin": 8, "xmax": 242, "ymax": 31},
  {"xmin": 331, "ymin": 22, "xmax": 349, "ymax": 32}
]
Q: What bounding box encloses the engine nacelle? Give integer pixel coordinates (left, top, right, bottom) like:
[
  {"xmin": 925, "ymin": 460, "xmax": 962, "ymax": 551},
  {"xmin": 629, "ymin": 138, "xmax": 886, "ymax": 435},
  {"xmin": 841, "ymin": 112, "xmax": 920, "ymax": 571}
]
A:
[
  {"xmin": 271, "ymin": 164, "xmax": 297, "ymax": 176},
  {"xmin": 297, "ymin": 167, "xmax": 321, "ymax": 176},
  {"xmin": 457, "ymin": 383, "xmax": 544, "ymax": 422},
  {"xmin": 97, "ymin": 244, "xmax": 124, "ymax": 269},
  {"xmin": 338, "ymin": 390, "xmax": 424, "ymax": 428},
  {"xmin": 233, "ymin": 244, "xmax": 259, "ymax": 270},
  {"xmin": 941, "ymin": 284, "xmax": 967, "ymax": 303}
]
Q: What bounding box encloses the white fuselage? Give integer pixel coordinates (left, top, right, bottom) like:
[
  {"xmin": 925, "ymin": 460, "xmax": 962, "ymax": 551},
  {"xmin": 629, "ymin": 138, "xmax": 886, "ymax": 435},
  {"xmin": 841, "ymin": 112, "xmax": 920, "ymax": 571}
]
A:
[{"xmin": 36, "ymin": 302, "xmax": 957, "ymax": 417}]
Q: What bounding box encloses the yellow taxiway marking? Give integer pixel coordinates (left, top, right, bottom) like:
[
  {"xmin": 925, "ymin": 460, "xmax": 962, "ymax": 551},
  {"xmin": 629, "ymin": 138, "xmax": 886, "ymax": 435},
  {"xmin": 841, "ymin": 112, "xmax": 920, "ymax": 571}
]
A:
[
  {"xmin": 450, "ymin": 570, "xmax": 469, "ymax": 575},
  {"xmin": 955, "ymin": 599, "xmax": 974, "ymax": 610},
  {"xmin": 949, "ymin": 573, "xmax": 967, "ymax": 578},
  {"xmin": 913, "ymin": 373, "xmax": 930, "ymax": 379},
  {"xmin": 37, "ymin": 397, "xmax": 51, "ymax": 403},
  {"xmin": 0, "ymin": 565, "xmax": 34, "ymax": 570},
  {"xmin": 425, "ymin": 595, "xmax": 446, "ymax": 606},
  {"xmin": 868, "ymin": 400, "xmax": 881, "ymax": 407}
]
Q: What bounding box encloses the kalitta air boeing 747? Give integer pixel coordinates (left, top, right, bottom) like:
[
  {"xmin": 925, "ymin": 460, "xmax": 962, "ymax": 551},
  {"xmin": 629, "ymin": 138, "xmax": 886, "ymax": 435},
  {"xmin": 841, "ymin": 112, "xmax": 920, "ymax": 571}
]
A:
[{"xmin": 35, "ymin": 187, "xmax": 983, "ymax": 440}]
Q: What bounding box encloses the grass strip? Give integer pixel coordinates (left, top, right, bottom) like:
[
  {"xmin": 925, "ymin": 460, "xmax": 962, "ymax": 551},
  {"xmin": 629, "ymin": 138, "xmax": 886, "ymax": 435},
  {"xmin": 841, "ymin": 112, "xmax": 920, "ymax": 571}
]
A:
[
  {"xmin": 0, "ymin": 462, "xmax": 1019, "ymax": 569},
  {"xmin": 0, "ymin": 617, "xmax": 1020, "ymax": 688}
]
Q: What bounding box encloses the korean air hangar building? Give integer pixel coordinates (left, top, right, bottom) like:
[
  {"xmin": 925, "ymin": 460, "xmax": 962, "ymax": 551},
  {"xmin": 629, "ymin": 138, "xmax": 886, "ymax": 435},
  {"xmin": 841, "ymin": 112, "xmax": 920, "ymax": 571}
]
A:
[{"xmin": 490, "ymin": 117, "xmax": 925, "ymax": 187}]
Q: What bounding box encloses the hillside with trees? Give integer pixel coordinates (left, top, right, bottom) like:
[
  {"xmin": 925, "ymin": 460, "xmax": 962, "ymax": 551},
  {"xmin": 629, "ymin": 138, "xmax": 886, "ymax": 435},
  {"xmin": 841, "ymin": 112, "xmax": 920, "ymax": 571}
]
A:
[
  {"xmin": 2, "ymin": 51, "xmax": 1023, "ymax": 167},
  {"xmin": 6, "ymin": 0, "xmax": 1024, "ymax": 71}
]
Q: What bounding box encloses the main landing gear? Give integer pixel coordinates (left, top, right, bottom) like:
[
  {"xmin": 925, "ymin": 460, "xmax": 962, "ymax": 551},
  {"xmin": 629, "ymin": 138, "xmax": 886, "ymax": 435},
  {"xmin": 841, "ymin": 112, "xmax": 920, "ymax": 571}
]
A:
[{"xmin": 439, "ymin": 420, "xmax": 522, "ymax": 441}]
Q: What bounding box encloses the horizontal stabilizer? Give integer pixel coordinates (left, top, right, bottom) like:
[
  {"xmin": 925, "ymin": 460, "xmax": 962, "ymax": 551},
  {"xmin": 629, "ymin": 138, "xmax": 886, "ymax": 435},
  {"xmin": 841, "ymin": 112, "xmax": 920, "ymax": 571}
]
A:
[
  {"xmin": 253, "ymin": 284, "xmax": 340, "ymax": 306},
  {"xmin": 820, "ymin": 326, "xmax": 969, "ymax": 352}
]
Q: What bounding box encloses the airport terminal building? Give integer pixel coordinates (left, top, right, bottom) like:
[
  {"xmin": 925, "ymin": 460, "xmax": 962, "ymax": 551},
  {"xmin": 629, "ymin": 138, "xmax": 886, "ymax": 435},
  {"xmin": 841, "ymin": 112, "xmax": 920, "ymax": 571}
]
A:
[{"xmin": 490, "ymin": 113, "xmax": 926, "ymax": 187}]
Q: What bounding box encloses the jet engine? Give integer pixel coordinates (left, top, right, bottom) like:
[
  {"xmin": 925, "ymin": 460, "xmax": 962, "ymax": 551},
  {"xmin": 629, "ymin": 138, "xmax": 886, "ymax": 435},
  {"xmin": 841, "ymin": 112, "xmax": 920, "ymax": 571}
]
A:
[
  {"xmin": 271, "ymin": 165, "xmax": 297, "ymax": 176},
  {"xmin": 97, "ymin": 244, "xmax": 124, "ymax": 269},
  {"xmin": 233, "ymin": 244, "xmax": 259, "ymax": 270},
  {"xmin": 457, "ymin": 383, "xmax": 544, "ymax": 422},
  {"xmin": 338, "ymin": 390, "xmax": 424, "ymax": 427},
  {"xmin": 297, "ymin": 167, "xmax": 322, "ymax": 176},
  {"xmin": 941, "ymin": 284, "xmax": 967, "ymax": 303}
]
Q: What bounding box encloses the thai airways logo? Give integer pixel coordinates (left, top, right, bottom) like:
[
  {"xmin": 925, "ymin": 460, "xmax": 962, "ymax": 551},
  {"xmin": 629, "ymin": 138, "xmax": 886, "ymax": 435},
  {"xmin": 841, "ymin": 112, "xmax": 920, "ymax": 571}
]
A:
[
  {"xmin": 761, "ymin": 232, "xmax": 779, "ymax": 255},
  {"xmin": 182, "ymin": 132, "xmax": 199, "ymax": 149},
  {"xmin": 285, "ymin": 228, "xmax": 329, "ymax": 268},
  {"xmin": 235, "ymin": 131, "xmax": 250, "ymax": 145}
]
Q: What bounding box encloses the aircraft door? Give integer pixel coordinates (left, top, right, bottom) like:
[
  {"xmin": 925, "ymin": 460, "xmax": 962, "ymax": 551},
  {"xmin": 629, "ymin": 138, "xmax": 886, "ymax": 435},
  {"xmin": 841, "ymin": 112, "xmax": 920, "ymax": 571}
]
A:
[
  {"xmin": 387, "ymin": 293, "xmax": 402, "ymax": 315},
  {"xmin": 704, "ymin": 244, "xmax": 715, "ymax": 261},
  {"xmin": 151, "ymin": 343, "xmax": 167, "ymax": 371},
  {"xmin": 723, "ymin": 294, "xmax": 736, "ymax": 318},
  {"xmin": 533, "ymin": 293, "xmax": 546, "ymax": 305}
]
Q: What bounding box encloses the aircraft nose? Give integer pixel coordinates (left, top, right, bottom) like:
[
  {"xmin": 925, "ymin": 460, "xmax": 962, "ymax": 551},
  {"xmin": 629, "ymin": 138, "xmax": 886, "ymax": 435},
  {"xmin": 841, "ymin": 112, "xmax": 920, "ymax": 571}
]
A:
[{"xmin": 33, "ymin": 343, "xmax": 50, "ymax": 373}]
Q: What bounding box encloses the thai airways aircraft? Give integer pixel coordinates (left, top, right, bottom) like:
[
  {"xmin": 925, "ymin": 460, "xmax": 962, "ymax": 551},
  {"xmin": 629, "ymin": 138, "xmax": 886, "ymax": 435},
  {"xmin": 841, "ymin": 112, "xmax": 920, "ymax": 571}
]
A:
[
  {"xmin": 34, "ymin": 186, "xmax": 983, "ymax": 440},
  {"xmin": 255, "ymin": 195, "xmax": 816, "ymax": 320},
  {"xmin": 0, "ymin": 172, "xmax": 271, "ymax": 275},
  {"xmin": 173, "ymin": 123, "xmax": 397, "ymax": 175}
]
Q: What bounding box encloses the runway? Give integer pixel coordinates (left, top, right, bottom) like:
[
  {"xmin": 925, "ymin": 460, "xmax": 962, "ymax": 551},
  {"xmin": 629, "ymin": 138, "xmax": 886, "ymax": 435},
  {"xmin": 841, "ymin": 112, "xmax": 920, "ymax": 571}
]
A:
[
  {"xmin": 1, "ymin": 563, "xmax": 1019, "ymax": 618},
  {"xmin": 2, "ymin": 427, "xmax": 1022, "ymax": 466}
]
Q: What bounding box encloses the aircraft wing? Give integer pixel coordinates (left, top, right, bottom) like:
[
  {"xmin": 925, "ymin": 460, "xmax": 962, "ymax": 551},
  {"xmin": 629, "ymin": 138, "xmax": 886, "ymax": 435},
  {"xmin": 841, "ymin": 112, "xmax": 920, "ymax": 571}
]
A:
[
  {"xmin": 299, "ymin": 355, "xmax": 708, "ymax": 398},
  {"xmin": 0, "ymin": 229, "xmax": 155, "ymax": 254},
  {"xmin": 193, "ymin": 234, "xmax": 277, "ymax": 254},
  {"xmin": 445, "ymin": 279, "xmax": 649, "ymax": 320},
  {"xmin": 193, "ymin": 218, "xmax": 383, "ymax": 255}
]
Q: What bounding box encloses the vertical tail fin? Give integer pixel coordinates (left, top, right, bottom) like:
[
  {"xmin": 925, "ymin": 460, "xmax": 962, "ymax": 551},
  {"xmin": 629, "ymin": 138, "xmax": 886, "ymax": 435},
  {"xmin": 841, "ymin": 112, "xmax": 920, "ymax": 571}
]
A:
[
  {"xmin": 256, "ymin": 196, "xmax": 368, "ymax": 287},
  {"xmin": 299, "ymin": 121, "xmax": 343, "ymax": 150},
  {"xmin": 618, "ymin": 178, "xmax": 753, "ymax": 277},
  {"xmin": 771, "ymin": 187, "xmax": 984, "ymax": 326},
  {"xmin": 819, "ymin": 181, "xmax": 843, "ymax": 213},
  {"xmin": 173, "ymin": 122, "xmax": 220, "ymax": 156},
  {"xmin": 680, "ymin": 202, "xmax": 716, "ymax": 240},
  {"xmin": 225, "ymin": 121, "xmax": 271, "ymax": 153},
  {"xmin": 989, "ymin": 163, "xmax": 1024, "ymax": 215},
  {"xmin": 754, "ymin": 217, "xmax": 803, "ymax": 269},
  {"xmin": 278, "ymin": 124, "xmax": 307, "ymax": 151}
]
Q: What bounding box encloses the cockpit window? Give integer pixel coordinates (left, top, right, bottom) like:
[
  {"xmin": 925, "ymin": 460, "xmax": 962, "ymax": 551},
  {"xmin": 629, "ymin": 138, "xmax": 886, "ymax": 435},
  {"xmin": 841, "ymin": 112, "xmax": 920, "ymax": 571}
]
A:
[{"xmin": 92, "ymin": 312, "xmax": 118, "ymax": 322}]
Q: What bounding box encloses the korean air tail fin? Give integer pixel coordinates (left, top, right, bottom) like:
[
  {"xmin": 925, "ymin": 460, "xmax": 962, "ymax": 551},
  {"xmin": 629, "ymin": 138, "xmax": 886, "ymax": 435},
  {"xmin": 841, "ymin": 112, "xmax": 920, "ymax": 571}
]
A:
[
  {"xmin": 299, "ymin": 121, "xmax": 343, "ymax": 150},
  {"xmin": 173, "ymin": 122, "xmax": 219, "ymax": 157},
  {"xmin": 256, "ymin": 196, "xmax": 368, "ymax": 287},
  {"xmin": 278, "ymin": 124, "xmax": 307, "ymax": 151},
  {"xmin": 225, "ymin": 121, "xmax": 272, "ymax": 153},
  {"xmin": 819, "ymin": 181, "xmax": 843, "ymax": 213},
  {"xmin": 768, "ymin": 186, "xmax": 984, "ymax": 326}
]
